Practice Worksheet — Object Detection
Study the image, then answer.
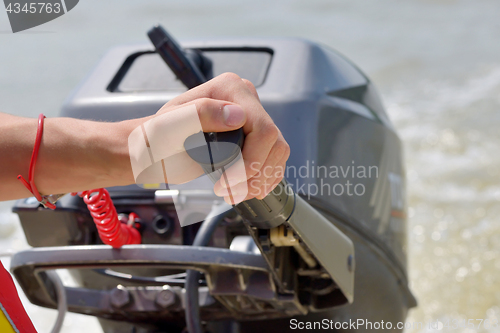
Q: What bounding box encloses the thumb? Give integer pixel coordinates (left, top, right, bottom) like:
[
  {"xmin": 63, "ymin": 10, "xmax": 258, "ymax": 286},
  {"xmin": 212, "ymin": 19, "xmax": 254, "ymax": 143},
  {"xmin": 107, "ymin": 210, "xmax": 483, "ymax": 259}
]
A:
[{"xmin": 195, "ymin": 98, "xmax": 246, "ymax": 132}]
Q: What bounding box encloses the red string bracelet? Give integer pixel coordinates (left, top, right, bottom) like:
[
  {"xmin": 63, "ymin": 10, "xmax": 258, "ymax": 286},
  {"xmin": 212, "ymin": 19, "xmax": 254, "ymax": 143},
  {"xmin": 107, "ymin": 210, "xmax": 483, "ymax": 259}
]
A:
[
  {"xmin": 16, "ymin": 114, "xmax": 141, "ymax": 247},
  {"xmin": 17, "ymin": 113, "xmax": 57, "ymax": 209}
]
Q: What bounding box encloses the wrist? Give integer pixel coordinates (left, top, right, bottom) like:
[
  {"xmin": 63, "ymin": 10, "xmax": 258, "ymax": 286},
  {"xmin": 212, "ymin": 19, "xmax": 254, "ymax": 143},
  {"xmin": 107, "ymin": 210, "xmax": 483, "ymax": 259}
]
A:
[{"xmin": 106, "ymin": 119, "xmax": 143, "ymax": 187}]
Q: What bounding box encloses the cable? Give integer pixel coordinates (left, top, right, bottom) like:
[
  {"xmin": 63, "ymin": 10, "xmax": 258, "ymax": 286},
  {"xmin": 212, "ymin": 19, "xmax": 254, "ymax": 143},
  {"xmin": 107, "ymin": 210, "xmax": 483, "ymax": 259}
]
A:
[
  {"xmin": 184, "ymin": 203, "xmax": 233, "ymax": 333},
  {"xmin": 46, "ymin": 271, "xmax": 67, "ymax": 333},
  {"xmin": 74, "ymin": 189, "xmax": 141, "ymax": 248}
]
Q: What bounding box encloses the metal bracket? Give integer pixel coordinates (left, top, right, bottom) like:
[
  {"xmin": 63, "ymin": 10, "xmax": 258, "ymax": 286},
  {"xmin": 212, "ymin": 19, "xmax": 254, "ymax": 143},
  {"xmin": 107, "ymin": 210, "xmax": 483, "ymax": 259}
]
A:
[{"xmin": 10, "ymin": 244, "xmax": 307, "ymax": 322}]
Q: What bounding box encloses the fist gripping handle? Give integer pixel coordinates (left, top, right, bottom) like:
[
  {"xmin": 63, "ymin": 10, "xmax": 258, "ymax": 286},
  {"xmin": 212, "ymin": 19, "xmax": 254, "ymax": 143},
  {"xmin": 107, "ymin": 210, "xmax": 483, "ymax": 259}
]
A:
[{"xmin": 184, "ymin": 129, "xmax": 295, "ymax": 229}]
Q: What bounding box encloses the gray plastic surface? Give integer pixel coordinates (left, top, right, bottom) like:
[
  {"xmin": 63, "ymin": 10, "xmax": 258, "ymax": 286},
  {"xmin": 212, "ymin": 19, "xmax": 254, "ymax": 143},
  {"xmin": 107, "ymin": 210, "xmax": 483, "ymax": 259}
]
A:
[{"xmin": 288, "ymin": 195, "xmax": 355, "ymax": 303}]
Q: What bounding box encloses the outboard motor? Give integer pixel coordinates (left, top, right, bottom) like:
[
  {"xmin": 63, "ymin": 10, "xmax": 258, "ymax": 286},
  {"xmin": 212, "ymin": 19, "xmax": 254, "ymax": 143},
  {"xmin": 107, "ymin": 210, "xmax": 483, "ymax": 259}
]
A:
[{"xmin": 11, "ymin": 25, "xmax": 416, "ymax": 333}]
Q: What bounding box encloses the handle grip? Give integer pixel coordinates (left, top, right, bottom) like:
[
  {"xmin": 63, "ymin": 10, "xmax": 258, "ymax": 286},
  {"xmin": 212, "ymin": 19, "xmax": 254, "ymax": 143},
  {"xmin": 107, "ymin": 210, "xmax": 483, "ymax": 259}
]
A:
[
  {"xmin": 184, "ymin": 129, "xmax": 295, "ymax": 229},
  {"xmin": 148, "ymin": 25, "xmax": 207, "ymax": 89}
]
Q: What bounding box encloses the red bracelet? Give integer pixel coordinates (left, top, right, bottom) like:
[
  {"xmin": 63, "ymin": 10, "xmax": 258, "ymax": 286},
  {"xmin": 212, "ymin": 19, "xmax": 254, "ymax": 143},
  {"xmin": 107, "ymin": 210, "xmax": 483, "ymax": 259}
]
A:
[{"xmin": 17, "ymin": 113, "xmax": 57, "ymax": 209}]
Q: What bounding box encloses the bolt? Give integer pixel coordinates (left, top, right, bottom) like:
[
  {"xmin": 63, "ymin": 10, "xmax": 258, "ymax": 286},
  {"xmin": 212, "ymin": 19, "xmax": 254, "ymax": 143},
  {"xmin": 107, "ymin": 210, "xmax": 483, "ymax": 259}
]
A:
[
  {"xmin": 155, "ymin": 288, "xmax": 176, "ymax": 309},
  {"xmin": 110, "ymin": 285, "xmax": 131, "ymax": 308}
]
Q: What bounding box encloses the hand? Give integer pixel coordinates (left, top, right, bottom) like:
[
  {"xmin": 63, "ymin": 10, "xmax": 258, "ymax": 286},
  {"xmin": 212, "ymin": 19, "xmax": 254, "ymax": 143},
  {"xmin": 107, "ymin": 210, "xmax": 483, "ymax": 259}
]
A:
[
  {"xmin": 0, "ymin": 73, "xmax": 288, "ymax": 202},
  {"xmin": 154, "ymin": 72, "xmax": 290, "ymax": 201},
  {"xmin": 129, "ymin": 100, "xmax": 246, "ymax": 188}
]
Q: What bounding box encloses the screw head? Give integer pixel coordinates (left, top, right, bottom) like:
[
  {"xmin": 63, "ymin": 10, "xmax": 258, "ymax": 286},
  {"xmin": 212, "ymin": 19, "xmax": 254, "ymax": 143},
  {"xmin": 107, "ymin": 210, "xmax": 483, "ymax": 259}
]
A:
[
  {"xmin": 155, "ymin": 289, "xmax": 176, "ymax": 308},
  {"xmin": 110, "ymin": 286, "xmax": 130, "ymax": 308}
]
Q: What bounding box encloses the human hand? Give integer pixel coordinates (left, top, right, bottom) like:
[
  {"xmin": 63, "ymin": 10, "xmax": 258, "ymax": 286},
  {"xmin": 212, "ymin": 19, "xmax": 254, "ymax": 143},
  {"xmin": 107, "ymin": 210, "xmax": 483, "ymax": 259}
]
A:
[{"xmin": 155, "ymin": 72, "xmax": 290, "ymax": 202}]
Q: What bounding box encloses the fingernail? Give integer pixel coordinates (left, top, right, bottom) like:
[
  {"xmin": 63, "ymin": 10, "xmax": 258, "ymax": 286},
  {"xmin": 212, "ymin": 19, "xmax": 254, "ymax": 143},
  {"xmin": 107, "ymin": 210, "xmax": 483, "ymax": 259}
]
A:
[{"xmin": 223, "ymin": 105, "xmax": 245, "ymax": 127}]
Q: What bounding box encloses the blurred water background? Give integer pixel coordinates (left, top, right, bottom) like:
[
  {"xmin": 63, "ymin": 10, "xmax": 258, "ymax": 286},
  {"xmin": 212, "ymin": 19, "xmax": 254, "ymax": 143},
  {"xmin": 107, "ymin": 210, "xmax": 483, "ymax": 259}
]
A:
[{"xmin": 1, "ymin": 0, "xmax": 500, "ymax": 332}]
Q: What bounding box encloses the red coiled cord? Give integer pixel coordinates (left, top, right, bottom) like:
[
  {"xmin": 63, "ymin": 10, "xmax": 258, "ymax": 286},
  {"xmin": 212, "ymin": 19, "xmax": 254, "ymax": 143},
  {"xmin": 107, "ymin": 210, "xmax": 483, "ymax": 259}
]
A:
[{"xmin": 75, "ymin": 189, "xmax": 141, "ymax": 248}]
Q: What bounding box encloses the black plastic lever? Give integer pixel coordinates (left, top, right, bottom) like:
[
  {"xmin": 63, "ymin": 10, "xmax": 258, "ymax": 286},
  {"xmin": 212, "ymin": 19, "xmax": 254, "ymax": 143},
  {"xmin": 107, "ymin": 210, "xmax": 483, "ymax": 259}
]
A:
[{"xmin": 147, "ymin": 25, "xmax": 207, "ymax": 89}]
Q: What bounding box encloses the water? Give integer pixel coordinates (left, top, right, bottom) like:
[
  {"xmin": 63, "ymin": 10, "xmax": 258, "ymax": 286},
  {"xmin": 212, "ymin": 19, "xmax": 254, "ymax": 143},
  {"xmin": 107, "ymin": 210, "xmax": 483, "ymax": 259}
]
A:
[{"xmin": 1, "ymin": 0, "xmax": 500, "ymax": 332}]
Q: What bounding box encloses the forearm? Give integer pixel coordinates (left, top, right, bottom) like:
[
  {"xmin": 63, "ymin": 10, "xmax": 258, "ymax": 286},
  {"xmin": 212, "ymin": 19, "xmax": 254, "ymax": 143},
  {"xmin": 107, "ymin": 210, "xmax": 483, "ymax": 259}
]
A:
[{"xmin": 0, "ymin": 113, "xmax": 139, "ymax": 201}]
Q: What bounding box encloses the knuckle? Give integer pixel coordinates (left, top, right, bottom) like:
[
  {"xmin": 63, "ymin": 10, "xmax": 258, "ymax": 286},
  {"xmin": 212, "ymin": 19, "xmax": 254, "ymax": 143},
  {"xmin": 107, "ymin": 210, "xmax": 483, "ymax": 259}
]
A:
[
  {"xmin": 241, "ymin": 79, "xmax": 259, "ymax": 100},
  {"xmin": 283, "ymin": 142, "xmax": 291, "ymax": 159},
  {"xmin": 275, "ymin": 139, "xmax": 290, "ymax": 157},
  {"xmin": 196, "ymin": 98, "xmax": 223, "ymax": 116},
  {"xmin": 219, "ymin": 72, "xmax": 242, "ymax": 83},
  {"xmin": 242, "ymin": 78, "xmax": 256, "ymax": 90},
  {"xmin": 196, "ymin": 97, "xmax": 212, "ymax": 107},
  {"xmin": 262, "ymin": 123, "xmax": 280, "ymax": 142},
  {"xmin": 194, "ymin": 98, "xmax": 215, "ymax": 116},
  {"xmin": 276, "ymin": 167, "xmax": 285, "ymax": 179}
]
